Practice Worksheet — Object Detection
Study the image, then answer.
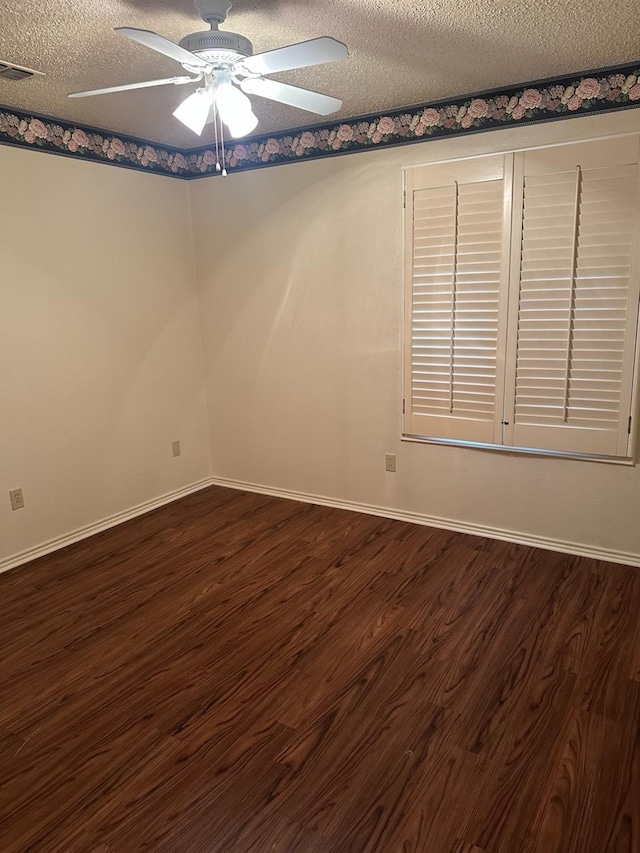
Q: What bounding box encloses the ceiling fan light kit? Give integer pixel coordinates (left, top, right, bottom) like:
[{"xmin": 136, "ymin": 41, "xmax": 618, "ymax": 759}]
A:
[
  {"xmin": 214, "ymin": 77, "xmax": 258, "ymax": 138},
  {"xmin": 172, "ymin": 88, "xmax": 212, "ymax": 137},
  {"xmin": 68, "ymin": 0, "xmax": 348, "ymax": 174}
]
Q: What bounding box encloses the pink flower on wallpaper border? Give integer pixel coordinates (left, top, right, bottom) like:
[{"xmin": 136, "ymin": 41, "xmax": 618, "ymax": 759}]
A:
[
  {"xmin": 377, "ymin": 116, "xmax": 395, "ymax": 134},
  {"xmin": 110, "ymin": 138, "xmax": 126, "ymax": 156},
  {"xmin": 28, "ymin": 118, "xmax": 48, "ymax": 139},
  {"xmin": 577, "ymin": 78, "xmax": 601, "ymax": 99},
  {"xmin": 468, "ymin": 99, "xmax": 489, "ymax": 118},
  {"xmin": 71, "ymin": 128, "xmax": 89, "ymax": 148},
  {"xmin": 421, "ymin": 108, "xmax": 441, "ymax": 127},
  {"xmin": 519, "ymin": 89, "xmax": 542, "ymax": 110}
]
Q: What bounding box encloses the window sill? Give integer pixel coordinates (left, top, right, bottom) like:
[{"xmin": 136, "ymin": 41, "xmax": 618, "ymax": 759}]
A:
[{"xmin": 401, "ymin": 434, "xmax": 636, "ymax": 466}]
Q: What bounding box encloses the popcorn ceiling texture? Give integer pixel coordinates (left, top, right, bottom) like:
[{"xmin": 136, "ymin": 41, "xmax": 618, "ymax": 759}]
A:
[{"xmin": 1, "ymin": 0, "xmax": 640, "ymax": 148}]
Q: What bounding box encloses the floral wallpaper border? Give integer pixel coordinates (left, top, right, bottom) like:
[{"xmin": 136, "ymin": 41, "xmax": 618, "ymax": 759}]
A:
[
  {"xmin": 2, "ymin": 60, "xmax": 640, "ymax": 179},
  {"xmin": 0, "ymin": 111, "xmax": 191, "ymax": 177}
]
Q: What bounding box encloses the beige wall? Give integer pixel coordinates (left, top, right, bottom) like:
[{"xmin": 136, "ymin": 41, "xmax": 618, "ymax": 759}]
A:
[
  {"xmin": 1, "ymin": 147, "xmax": 211, "ymax": 565},
  {"xmin": 3, "ymin": 110, "xmax": 640, "ymax": 569},
  {"xmin": 191, "ymin": 110, "xmax": 640, "ymax": 562}
]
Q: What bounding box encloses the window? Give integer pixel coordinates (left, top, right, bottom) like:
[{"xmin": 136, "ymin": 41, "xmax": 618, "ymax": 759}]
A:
[{"xmin": 403, "ymin": 136, "xmax": 640, "ymax": 460}]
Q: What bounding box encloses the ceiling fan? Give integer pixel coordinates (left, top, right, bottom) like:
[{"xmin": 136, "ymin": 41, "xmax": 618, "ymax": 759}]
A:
[{"xmin": 69, "ymin": 0, "xmax": 349, "ymax": 141}]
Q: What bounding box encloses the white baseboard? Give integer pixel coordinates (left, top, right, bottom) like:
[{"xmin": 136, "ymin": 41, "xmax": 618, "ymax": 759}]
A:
[
  {"xmin": 209, "ymin": 476, "xmax": 640, "ymax": 568},
  {"xmin": 3, "ymin": 474, "xmax": 638, "ymax": 574},
  {"xmin": 0, "ymin": 479, "xmax": 212, "ymax": 575}
]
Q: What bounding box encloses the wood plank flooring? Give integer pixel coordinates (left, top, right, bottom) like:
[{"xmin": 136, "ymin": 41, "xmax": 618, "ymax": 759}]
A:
[{"xmin": 1, "ymin": 485, "xmax": 639, "ymax": 852}]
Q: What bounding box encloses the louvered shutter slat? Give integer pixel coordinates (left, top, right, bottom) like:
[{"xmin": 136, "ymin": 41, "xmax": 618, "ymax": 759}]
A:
[
  {"xmin": 405, "ymin": 156, "xmax": 509, "ymax": 442},
  {"xmin": 506, "ymin": 145, "xmax": 640, "ymax": 456},
  {"xmin": 406, "ymin": 138, "xmax": 640, "ymax": 458}
]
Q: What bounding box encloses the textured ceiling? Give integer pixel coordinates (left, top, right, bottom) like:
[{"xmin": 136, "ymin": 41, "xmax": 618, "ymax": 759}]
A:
[{"xmin": 1, "ymin": 0, "xmax": 639, "ymax": 148}]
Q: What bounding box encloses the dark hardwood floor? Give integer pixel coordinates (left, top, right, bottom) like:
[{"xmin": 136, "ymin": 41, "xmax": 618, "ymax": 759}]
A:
[{"xmin": 1, "ymin": 485, "xmax": 639, "ymax": 852}]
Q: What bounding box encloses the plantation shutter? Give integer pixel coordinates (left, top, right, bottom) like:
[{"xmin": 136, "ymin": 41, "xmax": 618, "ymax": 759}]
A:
[
  {"xmin": 404, "ymin": 155, "xmax": 512, "ymax": 443},
  {"xmin": 503, "ymin": 137, "xmax": 640, "ymax": 457}
]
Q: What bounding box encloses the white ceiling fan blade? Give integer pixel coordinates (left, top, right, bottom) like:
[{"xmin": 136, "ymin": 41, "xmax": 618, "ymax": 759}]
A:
[
  {"xmin": 239, "ymin": 37, "xmax": 348, "ymax": 76},
  {"xmin": 173, "ymin": 88, "xmax": 214, "ymax": 136},
  {"xmin": 240, "ymin": 77, "xmax": 342, "ymax": 115},
  {"xmin": 116, "ymin": 27, "xmax": 211, "ymax": 70},
  {"xmin": 69, "ymin": 76, "xmax": 196, "ymax": 98}
]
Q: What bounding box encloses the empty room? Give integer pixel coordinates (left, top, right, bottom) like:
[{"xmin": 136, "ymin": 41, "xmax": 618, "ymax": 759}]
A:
[{"xmin": 1, "ymin": 0, "xmax": 640, "ymax": 850}]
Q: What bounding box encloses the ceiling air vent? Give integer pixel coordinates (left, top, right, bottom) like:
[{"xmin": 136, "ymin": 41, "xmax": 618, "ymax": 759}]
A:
[{"xmin": 0, "ymin": 61, "xmax": 44, "ymax": 82}]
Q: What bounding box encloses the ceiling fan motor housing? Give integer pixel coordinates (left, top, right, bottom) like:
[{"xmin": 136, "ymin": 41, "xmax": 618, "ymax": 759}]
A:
[{"xmin": 179, "ymin": 30, "xmax": 253, "ymax": 66}]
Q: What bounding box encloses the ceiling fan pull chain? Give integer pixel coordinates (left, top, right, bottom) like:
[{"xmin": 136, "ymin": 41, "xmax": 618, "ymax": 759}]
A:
[
  {"xmin": 212, "ymin": 98, "xmax": 222, "ymax": 172},
  {"xmin": 218, "ymin": 103, "xmax": 228, "ymax": 176}
]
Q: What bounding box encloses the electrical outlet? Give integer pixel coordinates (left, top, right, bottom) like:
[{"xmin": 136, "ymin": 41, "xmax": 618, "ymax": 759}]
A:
[
  {"xmin": 172, "ymin": 440, "xmax": 181, "ymax": 458},
  {"xmin": 385, "ymin": 453, "xmax": 397, "ymax": 473},
  {"xmin": 9, "ymin": 488, "xmax": 25, "ymax": 510}
]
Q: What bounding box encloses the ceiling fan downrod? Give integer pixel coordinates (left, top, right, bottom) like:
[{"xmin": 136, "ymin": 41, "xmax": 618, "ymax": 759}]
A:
[{"xmin": 194, "ymin": 0, "xmax": 234, "ymax": 28}]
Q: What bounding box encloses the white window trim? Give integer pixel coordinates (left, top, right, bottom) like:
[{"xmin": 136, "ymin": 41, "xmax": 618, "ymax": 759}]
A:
[{"xmin": 401, "ymin": 133, "xmax": 640, "ymax": 464}]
